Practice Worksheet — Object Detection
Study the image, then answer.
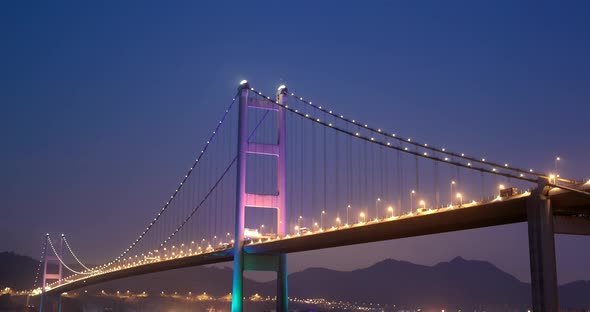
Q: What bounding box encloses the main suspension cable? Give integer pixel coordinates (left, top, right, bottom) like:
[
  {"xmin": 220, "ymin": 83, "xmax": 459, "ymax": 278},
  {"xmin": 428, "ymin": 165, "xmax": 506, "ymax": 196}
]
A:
[
  {"xmin": 32, "ymin": 235, "xmax": 48, "ymax": 289},
  {"xmin": 47, "ymin": 235, "xmax": 91, "ymax": 275},
  {"xmin": 157, "ymin": 99, "xmax": 275, "ymax": 249},
  {"xmin": 107, "ymin": 92, "xmax": 239, "ymax": 266},
  {"xmin": 248, "ymin": 86, "xmax": 538, "ymax": 183},
  {"xmin": 62, "ymin": 235, "xmax": 93, "ymax": 272},
  {"xmin": 288, "ymin": 91, "xmax": 578, "ymax": 184},
  {"xmin": 254, "ymin": 87, "xmax": 590, "ymax": 196}
]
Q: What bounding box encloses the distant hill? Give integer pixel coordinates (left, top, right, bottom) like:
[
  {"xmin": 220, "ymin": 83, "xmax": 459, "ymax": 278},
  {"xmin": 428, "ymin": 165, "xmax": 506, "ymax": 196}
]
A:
[
  {"xmin": 274, "ymin": 257, "xmax": 589, "ymax": 309},
  {"xmin": 0, "ymin": 252, "xmax": 38, "ymax": 290},
  {"xmin": 1, "ymin": 252, "xmax": 589, "ymax": 309},
  {"xmin": 272, "ymin": 257, "xmax": 532, "ymax": 308},
  {"xmin": 559, "ymin": 280, "xmax": 590, "ymax": 307},
  {"xmin": 0, "ymin": 252, "xmax": 90, "ymax": 291}
]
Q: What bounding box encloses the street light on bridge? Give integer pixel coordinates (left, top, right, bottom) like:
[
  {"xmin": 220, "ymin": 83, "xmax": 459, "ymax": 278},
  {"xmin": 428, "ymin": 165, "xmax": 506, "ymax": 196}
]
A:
[
  {"xmin": 450, "ymin": 181, "xmax": 456, "ymax": 206},
  {"xmin": 346, "ymin": 205, "xmax": 351, "ymax": 226},
  {"xmin": 359, "ymin": 212, "xmax": 366, "ymax": 223},
  {"xmin": 410, "ymin": 190, "xmax": 416, "ymax": 214},
  {"xmin": 387, "ymin": 206, "xmax": 394, "ymax": 218},
  {"xmin": 336, "ymin": 217, "xmax": 341, "ymax": 228},
  {"xmin": 321, "ymin": 211, "xmax": 326, "ymax": 230}
]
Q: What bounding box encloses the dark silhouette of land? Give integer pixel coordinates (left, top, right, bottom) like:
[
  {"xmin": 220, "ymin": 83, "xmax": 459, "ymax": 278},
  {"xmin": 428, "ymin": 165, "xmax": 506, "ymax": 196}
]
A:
[
  {"xmin": 0, "ymin": 252, "xmax": 38, "ymax": 290},
  {"xmin": 1, "ymin": 251, "xmax": 589, "ymax": 310}
]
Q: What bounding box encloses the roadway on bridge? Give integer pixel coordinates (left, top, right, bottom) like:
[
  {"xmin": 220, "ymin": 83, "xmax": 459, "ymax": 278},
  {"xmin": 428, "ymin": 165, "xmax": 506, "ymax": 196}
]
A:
[{"xmin": 44, "ymin": 185, "xmax": 590, "ymax": 296}]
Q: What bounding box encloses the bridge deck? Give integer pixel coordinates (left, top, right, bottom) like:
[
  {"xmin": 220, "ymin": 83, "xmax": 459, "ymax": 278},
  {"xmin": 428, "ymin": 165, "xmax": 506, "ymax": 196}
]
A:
[
  {"xmin": 44, "ymin": 185, "xmax": 589, "ymax": 296},
  {"xmin": 248, "ymin": 184, "xmax": 590, "ymax": 255}
]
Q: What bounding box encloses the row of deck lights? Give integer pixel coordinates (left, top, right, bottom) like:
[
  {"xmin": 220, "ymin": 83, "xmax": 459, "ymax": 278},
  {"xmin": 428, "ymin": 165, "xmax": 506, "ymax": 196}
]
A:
[
  {"xmin": 48, "ymin": 184, "xmax": 525, "ymax": 289},
  {"xmin": 41, "ymin": 171, "xmax": 540, "ymax": 292},
  {"xmin": 41, "ymin": 184, "xmax": 529, "ymax": 293}
]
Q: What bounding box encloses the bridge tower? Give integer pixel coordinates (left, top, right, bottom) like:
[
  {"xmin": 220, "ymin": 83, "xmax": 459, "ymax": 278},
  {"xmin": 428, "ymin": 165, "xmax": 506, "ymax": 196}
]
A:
[
  {"xmin": 39, "ymin": 234, "xmax": 63, "ymax": 312},
  {"xmin": 232, "ymin": 81, "xmax": 288, "ymax": 312}
]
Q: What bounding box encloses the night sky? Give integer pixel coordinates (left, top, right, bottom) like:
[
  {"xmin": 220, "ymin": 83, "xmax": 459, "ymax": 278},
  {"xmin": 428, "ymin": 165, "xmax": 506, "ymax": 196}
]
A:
[{"xmin": 2, "ymin": 1, "xmax": 590, "ymax": 284}]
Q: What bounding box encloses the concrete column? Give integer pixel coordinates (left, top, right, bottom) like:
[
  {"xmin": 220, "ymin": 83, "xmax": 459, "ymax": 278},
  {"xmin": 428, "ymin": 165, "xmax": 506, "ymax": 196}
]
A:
[
  {"xmin": 527, "ymin": 180, "xmax": 558, "ymax": 312},
  {"xmin": 276, "ymin": 254, "xmax": 288, "ymax": 312},
  {"xmin": 58, "ymin": 236, "xmax": 63, "ymax": 285},
  {"xmin": 39, "ymin": 295, "xmax": 61, "ymax": 312},
  {"xmin": 276, "ymin": 85, "xmax": 288, "ymax": 312},
  {"xmin": 276, "ymin": 85, "xmax": 288, "ymax": 238},
  {"xmin": 55, "ymin": 295, "xmax": 62, "ymax": 312},
  {"xmin": 39, "ymin": 294, "xmax": 45, "ymax": 312},
  {"xmin": 40, "ymin": 234, "xmax": 48, "ymax": 312},
  {"xmin": 232, "ymin": 81, "xmax": 249, "ymax": 312},
  {"xmin": 41, "ymin": 234, "xmax": 49, "ymax": 296}
]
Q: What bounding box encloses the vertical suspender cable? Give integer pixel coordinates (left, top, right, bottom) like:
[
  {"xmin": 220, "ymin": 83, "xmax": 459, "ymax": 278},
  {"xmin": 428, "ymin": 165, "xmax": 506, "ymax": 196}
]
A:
[{"xmin": 434, "ymin": 157, "xmax": 439, "ymax": 208}]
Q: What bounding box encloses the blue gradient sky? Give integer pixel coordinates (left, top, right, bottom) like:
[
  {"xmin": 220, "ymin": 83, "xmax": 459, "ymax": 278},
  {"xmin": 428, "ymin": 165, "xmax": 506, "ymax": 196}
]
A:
[{"xmin": 1, "ymin": 1, "xmax": 589, "ymax": 284}]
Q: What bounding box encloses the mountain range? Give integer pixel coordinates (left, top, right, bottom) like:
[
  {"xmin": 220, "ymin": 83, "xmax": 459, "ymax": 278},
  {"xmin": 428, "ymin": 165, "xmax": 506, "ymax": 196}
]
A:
[{"xmin": 1, "ymin": 251, "xmax": 588, "ymax": 309}]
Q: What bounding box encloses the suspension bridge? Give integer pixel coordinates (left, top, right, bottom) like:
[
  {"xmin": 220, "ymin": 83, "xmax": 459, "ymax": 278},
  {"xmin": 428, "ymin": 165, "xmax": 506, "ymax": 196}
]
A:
[{"xmin": 22, "ymin": 81, "xmax": 590, "ymax": 312}]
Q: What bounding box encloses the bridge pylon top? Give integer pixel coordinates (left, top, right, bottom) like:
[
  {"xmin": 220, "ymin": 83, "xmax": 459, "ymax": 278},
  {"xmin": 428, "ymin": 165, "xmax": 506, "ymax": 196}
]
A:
[{"xmin": 239, "ymin": 80, "xmax": 250, "ymax": 90}]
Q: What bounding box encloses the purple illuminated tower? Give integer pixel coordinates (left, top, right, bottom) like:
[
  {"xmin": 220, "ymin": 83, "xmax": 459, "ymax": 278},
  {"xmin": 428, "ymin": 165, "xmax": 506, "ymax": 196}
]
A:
[
  {"xmin": 232, "ymin": 81, "xmax": 288, "ymax": 312},
  {"xmin": 40, "ymin": 234, "xmax": 63, "ymax": 312}
]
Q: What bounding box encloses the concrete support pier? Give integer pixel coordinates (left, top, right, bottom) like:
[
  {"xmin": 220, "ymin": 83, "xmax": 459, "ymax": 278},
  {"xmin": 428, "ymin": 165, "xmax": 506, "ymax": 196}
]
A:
[{"xmin": 527, "ymin": 180, "xmax": 558, "ymax": 312}]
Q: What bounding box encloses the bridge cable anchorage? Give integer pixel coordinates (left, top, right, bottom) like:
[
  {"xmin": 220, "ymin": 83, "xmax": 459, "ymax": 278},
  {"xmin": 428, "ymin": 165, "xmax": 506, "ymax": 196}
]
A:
[
  {"xmin": 158, "ymin": 106, "xmax": 272, "ymax": 249},
  {"xmin": 62, "ymin": 235, "xmax": 94, "ymax": 272},
  {"xmin": 248, "ymin": 87, "xmax": 539, "ymax": 184},
  {"xmin": 287, "ymin": 91, "xmax": 579, "ymax": 185},
  {"xmin": 46, "ymin": 235, "xmax": 91, "ymax": 275},
  {"xmin": 107, "ymin": 92, "xmax": 239, "ymax": 265}
]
